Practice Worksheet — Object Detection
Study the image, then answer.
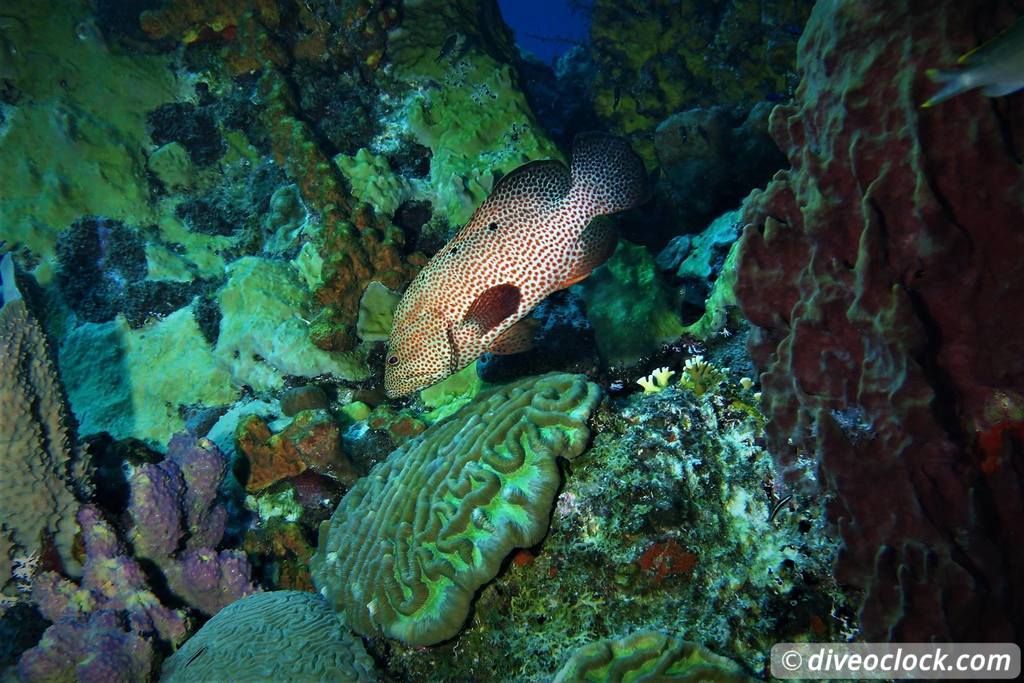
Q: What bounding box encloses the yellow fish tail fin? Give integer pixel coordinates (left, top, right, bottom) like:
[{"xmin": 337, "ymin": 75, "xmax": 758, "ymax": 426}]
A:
[{"xmin": 922, "ymin": 68, "xmax": 973, "ymax": 108}]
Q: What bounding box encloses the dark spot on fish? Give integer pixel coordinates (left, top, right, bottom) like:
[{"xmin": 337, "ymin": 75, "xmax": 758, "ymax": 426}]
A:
[
  {"xmin": 488, "ymin": 222, "xmax": 499, "ymax": 231},
  {"xmin": 387, "ymin": 354, "xmax": 399, "ymax": 366},
  {"xmin": 185, "ymin": 646, "xmax": 208, "ymax": 668},
  {"xmin": 449, "ymin": 246, "xmax": 459, "ymax": 256}
]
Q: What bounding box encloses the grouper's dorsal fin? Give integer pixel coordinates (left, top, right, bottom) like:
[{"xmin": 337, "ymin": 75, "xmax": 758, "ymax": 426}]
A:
[
  {"xmin": 460, "ymin": 160, "xmax": 572, "ymax": 234},
  {"xmin": 490, "ymin": 159, "xmax": 571, "ymax": 201},
  {"xmin": 463, "ymin": 283, "xmax": 521, "ymax": 334}
]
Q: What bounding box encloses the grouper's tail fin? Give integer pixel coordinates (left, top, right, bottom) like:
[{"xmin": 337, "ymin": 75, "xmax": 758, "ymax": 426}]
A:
[
  {"xmin": 921, "ymin": 68, "xmax": 973, "ymax": 108},
  {"xmin": 570, "ymin": 132, "xmax": 648, "ymax": 217}
]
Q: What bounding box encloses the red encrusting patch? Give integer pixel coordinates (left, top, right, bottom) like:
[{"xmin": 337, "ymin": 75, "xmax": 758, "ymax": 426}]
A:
[
  {"xmin": 511, "ymin": 549, "xmax": 535, "ymax": 567},
  {"xmin": 637, "ymin": 539, "xmax": 697, "ymax": 584},
  {"xmin": 975, "ymin": 421, "xmax": 1024, "ymax": 474}
]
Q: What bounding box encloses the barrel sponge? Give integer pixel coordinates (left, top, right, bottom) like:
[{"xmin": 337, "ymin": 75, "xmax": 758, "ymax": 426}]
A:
[
  {"xmin": 552, "ymin": 631, "xmax": 751, "ymax": 683},
  {"xmin": 310, "ymin": 373, "xmax": 601, "ymax": 646},
  {"xmin": 159, "ymin": 591, "xmax": 376, "ymax": 683},
  {"xmin": 0, "ymin": 254, "xmax": 84, "ymax": 576}
]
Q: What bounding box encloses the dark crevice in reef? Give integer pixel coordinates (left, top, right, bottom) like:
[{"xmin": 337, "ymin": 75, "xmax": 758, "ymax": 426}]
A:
[
  {"xmin": 991, "ymin": 98, "xmax": 1022, "ymax": 165},
  {"xmin": 903, "ymin": 287, "xmax": 969, "ymax": 451}
]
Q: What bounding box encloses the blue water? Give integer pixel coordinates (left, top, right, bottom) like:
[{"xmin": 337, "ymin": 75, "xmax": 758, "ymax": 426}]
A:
[{"xmin": 497, "ymin": 0, "xmax": 590, "ymax": 64}]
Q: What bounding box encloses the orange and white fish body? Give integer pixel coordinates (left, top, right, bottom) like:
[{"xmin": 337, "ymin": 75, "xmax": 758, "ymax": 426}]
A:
[{"xmin": 384, "ymin": 133, "xmax": 646, "ymax": 397}]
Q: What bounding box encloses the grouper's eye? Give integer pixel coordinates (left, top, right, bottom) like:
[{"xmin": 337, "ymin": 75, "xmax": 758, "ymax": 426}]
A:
[{"xmin": 387, "ymin": 355, "xmax": 399, "ymax": 366}]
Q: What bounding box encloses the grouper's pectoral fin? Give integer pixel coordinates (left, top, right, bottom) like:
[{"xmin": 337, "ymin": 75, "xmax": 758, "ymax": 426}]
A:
[
  {"xmin": 489, "ymin": 317, "xmax": 538, "ymax": 355},
  {"xmin": 557, "ymin": 216, "xmax": 618, "ymax": 290},
  {"xmin": 464, "ymin": 283, "xmax": 521, "ymax": 334}
]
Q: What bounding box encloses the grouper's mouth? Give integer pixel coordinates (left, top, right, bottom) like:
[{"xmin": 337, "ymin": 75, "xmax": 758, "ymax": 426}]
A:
[{"xmin": 384, "ymin": 368, "xmax": 443, "ymax": 398}]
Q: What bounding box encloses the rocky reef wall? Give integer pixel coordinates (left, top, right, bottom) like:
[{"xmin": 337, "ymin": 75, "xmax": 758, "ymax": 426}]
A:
[{"xmin": 735, "ymin": 0, "xmax": 1024, "ymax": 641}]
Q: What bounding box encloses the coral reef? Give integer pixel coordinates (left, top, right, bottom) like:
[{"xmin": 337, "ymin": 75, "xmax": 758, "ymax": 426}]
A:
[
  {"xmin": 255, "ymin": 54, "xmax": 423, "ymax": 354},
  {"xmin": 215, "ymin": 256, "xmax": 371, "ymax": 389},
  {"xmin": 355, "ymin": 280, "xmax": 402, "ymax": 343},
  {"xmin": 59, "ymin": 305, "xmax": 239, "ymax": 448},
  {"xmin": 235, "ymin": 409, "xmax": 359, "ymax": 492},
  {"xmin": 589, "ymin": 0, "xmax": 813, "ymax": 163},
  {"xmin": 0, "ymin": 254, "xmax": 85, "ymax": 578},
  {"xmin": 0, "ymin": 0, "xmax": 175, "ymax": 265},
  {"xmin": 127, "ymin": 432, "xmax": 256, "ymax": 616},
  {"xmin": 17, "ymin": 505, "xmax": 187, "ymax": 682},
  {"xmin": 335, "ymin": 148, "xmax": 413, "ymax": 220},
  {"xmin": 139, "ymin": 0, "xmax": 280, "ymax": 46},
  {"xmin": 380, "ymin": 372, "xmax": 841, "ymax": 680},
  {"xmin": 734, "ymin": 0, "xmax": 1024, "ymax": 640},
  {"xmin": 477, "ymin": 290, "xmax": 600, "ymax": 386},
  {"xmin": 279, "ymin": 385, "xmax": 330, "ymax": 417},
  {"xmin": 552, "ymin": 630, "xmax": 750, "ymax": 682},
  {"xmin": 243, "ymin": 518, "xmax": 316, "ymax": 592},
  {"xmin": 657, "ymin": 210, "xmax": 746, "ymax": 341},
  {"xmin": 56, "ymin": 217, "xmax": 205, "ymax": 327},
  {"xmin": 20, "ymin": 612, "xmax": 155, "ymax": 683},
  {"xmin": 160, "ymin": 591, "xmax": 376, "ymax": 682},
  {"xmin": 385, "ymin": 0, "xmax": 562, "ymax": 225},
  {"xmin": 576, "ymin": 241, "xmax": 685, "ymax": 367},
  {"xmin": 6, "ymin": 0, "xmax": 995, "ymax": 678},
  {"xmin": 311, "ymin": 373, "xmax": 602, "ymax": 646},
  {"xmin": 654, "ymin": 104, "xmax": 784, "ymax": 232}
]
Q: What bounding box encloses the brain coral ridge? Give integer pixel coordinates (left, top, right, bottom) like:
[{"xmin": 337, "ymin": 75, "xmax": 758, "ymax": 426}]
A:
[
  {"xmin": 311, "ymin": 373, "xmax": 602, "ymax": 646},
  {"xmin": 160, "ymin": 590, "xmax": 376, "ymax": 683},
  {"xmin": 553, "ymin": 630, "xmax": 751, "ymax": 682}
]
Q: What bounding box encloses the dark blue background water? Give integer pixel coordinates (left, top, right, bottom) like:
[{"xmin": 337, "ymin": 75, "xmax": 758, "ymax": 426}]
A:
[{"xmin": 497, "ymin": 0, "xmax": 590, "ymax": 64}]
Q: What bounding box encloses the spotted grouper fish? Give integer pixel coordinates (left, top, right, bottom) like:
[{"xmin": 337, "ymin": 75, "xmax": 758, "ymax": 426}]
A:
[{"xmin": 384, "ymin": 132, "xmax": 646, "ymax": 397}]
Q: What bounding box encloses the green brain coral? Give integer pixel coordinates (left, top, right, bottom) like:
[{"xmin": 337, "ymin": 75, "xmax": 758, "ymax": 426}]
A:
[
  {"xmin": 553, "ymin": 631, "xmax": 752, "ymax": 683},
  {"xmin": 159, "ymin": 591, "xmax": 376, "ymax": 683},
  {"xmin": 310, "ymin": 373, "xmax": 602, "ymax": 646}
]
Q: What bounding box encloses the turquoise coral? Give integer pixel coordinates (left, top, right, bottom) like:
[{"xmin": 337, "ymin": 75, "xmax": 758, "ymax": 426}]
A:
[{"xmin": 160, "ymin": 591, "xmax": 376, "ymax": 683}]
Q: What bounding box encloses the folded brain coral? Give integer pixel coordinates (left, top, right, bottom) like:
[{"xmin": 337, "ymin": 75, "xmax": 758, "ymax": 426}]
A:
[
  {"xmin": 159, "ymin": 591, "xmax": 375, "ymax": 683},
  {"xmin": 310, "ymin": 373, "xmax": 602, "ymax": 646},
  {"xmin": 552, "ymin": 631, "xmax": 751, "ymax": 682}
]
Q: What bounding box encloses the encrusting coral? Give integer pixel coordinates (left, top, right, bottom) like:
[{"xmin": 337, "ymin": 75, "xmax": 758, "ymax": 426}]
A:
[
  {"xmin": 310, "ymin": 373, "xmax": 602, "ymax": 646},
  {"xmin": 0, "ymin": 253, "xmax": 85, "ymax": 579},
  {"xmin": 552, "ymin": 630, "xmax": 751, "ymax": 682},
  {"xmin": 160, "ymin": 591, "xmax": 377, "ymax": 683}
]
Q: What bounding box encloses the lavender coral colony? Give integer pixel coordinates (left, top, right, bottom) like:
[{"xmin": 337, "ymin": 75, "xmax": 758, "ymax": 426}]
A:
[{"xmin": 1, "ymin": 0, "xmax": 1021, "ymax": 681}]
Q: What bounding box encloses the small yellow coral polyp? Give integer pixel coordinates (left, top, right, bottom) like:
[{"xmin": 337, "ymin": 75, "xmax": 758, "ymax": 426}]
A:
[
  {"xmin": 637, "ymin": 366, "xmax": 676, "ymax": 394},
  {"xmin": 678, "ymin": 355, "xmax": 725, "ymax": 397}
]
